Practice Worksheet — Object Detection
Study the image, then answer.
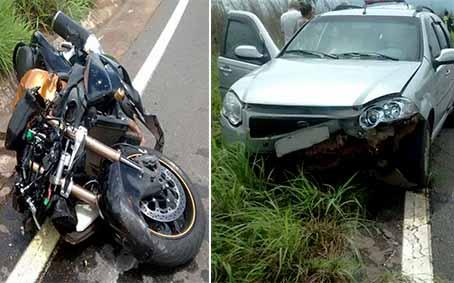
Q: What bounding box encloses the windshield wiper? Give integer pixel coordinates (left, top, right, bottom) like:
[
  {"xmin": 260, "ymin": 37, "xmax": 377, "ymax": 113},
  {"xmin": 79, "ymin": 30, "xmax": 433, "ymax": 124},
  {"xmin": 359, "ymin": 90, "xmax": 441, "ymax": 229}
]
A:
[
  {"xmin": 335, "ymin": 52, "xmax": 399, "ymax": 61},
  {"xmin": 284, "ymin": 49, "xmax": 338, "ymax": 59}
]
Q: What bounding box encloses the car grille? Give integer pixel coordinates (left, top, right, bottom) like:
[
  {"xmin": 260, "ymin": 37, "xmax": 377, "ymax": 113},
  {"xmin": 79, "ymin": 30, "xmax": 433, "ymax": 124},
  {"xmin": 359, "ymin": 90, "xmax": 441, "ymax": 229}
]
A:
[{"xmin": 249, "ymin": 117, "xmax": 329, "ymax": 138}]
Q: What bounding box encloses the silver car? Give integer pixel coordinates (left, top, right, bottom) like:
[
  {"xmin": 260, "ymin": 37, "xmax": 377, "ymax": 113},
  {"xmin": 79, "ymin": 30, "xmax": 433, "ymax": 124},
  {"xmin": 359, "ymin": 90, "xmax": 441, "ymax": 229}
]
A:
[{"xmin": 218, "ymin": 1, "xmax": 454, "ymax": 188}]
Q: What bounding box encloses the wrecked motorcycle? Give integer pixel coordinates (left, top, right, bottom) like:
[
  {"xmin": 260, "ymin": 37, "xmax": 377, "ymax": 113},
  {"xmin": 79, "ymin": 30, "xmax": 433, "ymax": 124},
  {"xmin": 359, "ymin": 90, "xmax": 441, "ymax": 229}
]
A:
[{"xmin": 5, "ymin": 11, "xmax": 205, "ymax": 266}]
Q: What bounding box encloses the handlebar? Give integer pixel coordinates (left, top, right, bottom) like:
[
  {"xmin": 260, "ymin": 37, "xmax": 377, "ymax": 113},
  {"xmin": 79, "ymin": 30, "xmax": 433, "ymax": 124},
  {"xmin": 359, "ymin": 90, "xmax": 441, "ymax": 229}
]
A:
[{"xmin": 51, "ymin": 11, "xmax": 92, "ymax": 50}]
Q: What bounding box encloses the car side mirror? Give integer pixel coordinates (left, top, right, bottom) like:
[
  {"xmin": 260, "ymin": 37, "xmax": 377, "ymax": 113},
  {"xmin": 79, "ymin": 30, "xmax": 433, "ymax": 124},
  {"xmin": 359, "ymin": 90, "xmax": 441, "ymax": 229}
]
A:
[
  {"xmin": 434, "ymin": 48, "xmax": 454, "ymax": 67},
  {"xmin": 234, "ymin": 45, "xmax": 264, "ymax": 60}
]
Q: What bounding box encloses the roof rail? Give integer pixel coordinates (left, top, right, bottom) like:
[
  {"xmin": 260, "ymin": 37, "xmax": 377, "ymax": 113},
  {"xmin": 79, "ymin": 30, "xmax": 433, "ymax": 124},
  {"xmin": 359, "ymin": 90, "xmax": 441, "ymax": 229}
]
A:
[
  {"xmin": 415, "ymin": 5, "xmax": 435, "ymax": 14},
  {"xmin": 334, "ymin": 4, "xmax": 363, "ymax": 11},
  {"xmin": 363, "ymin": 0, "xmax": 409, "ymax": 15},
  {"xmin": 364, "ymin": 0, "xmax": 408, "ymax": 5}
]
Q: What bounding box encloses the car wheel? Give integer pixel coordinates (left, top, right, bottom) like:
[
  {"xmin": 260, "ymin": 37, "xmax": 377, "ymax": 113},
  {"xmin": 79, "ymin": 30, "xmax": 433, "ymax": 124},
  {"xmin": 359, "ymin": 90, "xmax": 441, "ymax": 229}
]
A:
[{"xmin": 398, "ymin": 120, "xmax": 431, "ymax": 191}]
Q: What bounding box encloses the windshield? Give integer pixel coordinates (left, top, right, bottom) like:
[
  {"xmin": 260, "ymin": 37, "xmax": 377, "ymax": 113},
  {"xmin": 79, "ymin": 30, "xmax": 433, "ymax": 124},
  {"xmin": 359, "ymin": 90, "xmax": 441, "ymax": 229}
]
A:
[{"xmin": 283, "ymin": 16, "xmax": 421, "ymax": 61}]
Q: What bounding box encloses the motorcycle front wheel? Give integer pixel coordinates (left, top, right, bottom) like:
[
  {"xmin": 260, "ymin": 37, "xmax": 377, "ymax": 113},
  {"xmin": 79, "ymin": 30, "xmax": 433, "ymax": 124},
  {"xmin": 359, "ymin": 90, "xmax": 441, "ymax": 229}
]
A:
[{"xmin": 125, "ymin": 148, "xmax": 206, "ymax": 267}]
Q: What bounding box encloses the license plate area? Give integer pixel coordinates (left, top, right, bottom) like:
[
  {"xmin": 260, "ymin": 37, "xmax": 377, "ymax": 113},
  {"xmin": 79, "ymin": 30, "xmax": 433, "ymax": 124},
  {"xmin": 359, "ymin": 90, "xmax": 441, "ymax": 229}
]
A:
[{"xmin": 275, "ymin": 127, "xmax": 329, "ymax": 157}]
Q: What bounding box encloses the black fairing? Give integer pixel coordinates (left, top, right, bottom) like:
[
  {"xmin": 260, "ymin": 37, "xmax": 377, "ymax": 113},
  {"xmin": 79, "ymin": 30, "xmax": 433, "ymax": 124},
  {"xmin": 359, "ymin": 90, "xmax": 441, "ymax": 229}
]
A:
[
  {"xmin": 31, "ymin": 32, "xmax": 71, "ymax": 75},
  {"xmin": 53, "ymin": 64, "xmax": 86, "ymax": 125},
  {"xmin": 99, "ymin": 161, "xmax": 162, "ymax": 261},
  {"xmin": 13, "ymin": 43, "xmax": 37, "ymax": 81},
  {"xmin": 85, "ymin": 53, "xmax": 122, "ymax": 106},
  {"xmin": 51, "ymin": 196, "xmax": 77, "ymax": 234},
  {"xmin": 100, "ymin": 54, "xmax": 147, "ymax": 118},
  {"xmin": 5, "ymin": 90, "xmax": 38, "ymax": 151},
  {"xmin": 13, "ymin": 32, "xmax": 72, "ymax": 82}
]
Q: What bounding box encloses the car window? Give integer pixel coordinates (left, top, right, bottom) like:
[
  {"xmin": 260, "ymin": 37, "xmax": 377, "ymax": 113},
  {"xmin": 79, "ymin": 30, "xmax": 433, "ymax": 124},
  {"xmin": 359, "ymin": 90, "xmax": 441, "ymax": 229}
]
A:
[
  {"xmin": 433, "ymin": 21, "xmax": 450, "ymax": 49},
  {"xmin": 223, "ymin": 19, "xmax": 267, "ymax": 65},
  {"xmin": 425, "ymin": 18, "xmax": 441, "ymax": 58},
  {"xmin": 284, "ymin": 16, "xmax": 421, "ymax": 61},
  {"xmin": 289, "ymin": 21, "xmax": 327, "ymax": 51}
]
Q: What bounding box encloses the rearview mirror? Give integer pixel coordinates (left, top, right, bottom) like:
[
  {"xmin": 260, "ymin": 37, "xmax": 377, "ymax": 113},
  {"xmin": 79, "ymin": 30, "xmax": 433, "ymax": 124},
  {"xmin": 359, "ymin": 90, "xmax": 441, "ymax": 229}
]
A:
[
  {"xmin": 234, "ymin": 45, "xmax": 264, "ymax": 60},
  {"xmin": 434, "ymin": 48, "xmax": 454, "ymax": 67}
]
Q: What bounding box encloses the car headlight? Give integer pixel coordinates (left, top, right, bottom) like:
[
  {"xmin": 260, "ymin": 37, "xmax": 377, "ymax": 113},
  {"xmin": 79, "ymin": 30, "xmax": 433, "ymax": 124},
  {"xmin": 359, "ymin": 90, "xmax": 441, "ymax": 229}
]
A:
[
  {"xmin": 222, "ymin": 91, "xmax": 243, "ymax": 126},
  {"xmin": 359, "ymin": 97, "xmax": 418, "ymax": 129}
]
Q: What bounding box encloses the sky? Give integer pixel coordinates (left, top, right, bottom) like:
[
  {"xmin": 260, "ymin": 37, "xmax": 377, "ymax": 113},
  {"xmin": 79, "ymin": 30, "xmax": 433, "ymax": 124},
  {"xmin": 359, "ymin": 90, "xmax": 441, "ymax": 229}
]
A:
[
  {"xmin": 406, "ymin": 0, "xmax": 454, "ymax": 13},
  {"xmin": 345, "ymin": 0, "xmax": 454, "ymax": 13}
]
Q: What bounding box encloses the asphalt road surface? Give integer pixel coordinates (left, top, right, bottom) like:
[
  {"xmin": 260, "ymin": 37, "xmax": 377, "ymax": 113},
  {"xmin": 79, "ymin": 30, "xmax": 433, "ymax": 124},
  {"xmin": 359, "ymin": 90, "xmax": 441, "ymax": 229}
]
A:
[
  {"xmin": 41, "ymin": 1, "xmax": 209, "ymax": 282},
  {"xmin": 431, "ymin": 127, "xmax": 454, "ymax": 282}
]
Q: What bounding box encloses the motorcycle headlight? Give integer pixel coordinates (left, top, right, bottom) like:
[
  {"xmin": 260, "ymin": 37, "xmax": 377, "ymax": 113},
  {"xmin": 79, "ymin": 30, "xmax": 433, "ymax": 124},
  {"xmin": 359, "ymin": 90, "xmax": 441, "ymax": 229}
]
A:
[
  {"xmin": 359, "ymin": 97, "xmax": 418, "ymax": 129},
  {"xmin": 222, "ymin": 91, "xmax": 243, "ymax": 126}
]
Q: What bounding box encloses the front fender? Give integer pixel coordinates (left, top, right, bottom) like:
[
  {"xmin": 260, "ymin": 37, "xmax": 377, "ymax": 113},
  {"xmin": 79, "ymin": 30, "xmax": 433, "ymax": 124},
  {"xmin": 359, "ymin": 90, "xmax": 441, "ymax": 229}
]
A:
[
  {"xmin": 99, "ymin": 160, "xmax": 161, "ymax": 261},
  {"xmin": 417, "ymin": 94, "xmax": 434, "ymax": 122}
]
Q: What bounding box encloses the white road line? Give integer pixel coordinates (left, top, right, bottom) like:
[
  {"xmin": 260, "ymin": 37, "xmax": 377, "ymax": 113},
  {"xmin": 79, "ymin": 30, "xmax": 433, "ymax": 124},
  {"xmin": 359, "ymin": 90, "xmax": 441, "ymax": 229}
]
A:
[
  {"xmin": 208, "ymin": 1, "xmax": 212, "ymax": 282},
  {"xmin": 401, "ymin": 189, "xmax": 433, "ymax": 282},
  {"xmin": 6, "ymin": 220, "xmax": 60, "ymax": 283},
  {"xmin": 133, "ymin": 0, "xmax": 189, "ymax": 95},
  {"xmin": 5, "ymin": 1, "xmax": 188, "ymax": 282}
]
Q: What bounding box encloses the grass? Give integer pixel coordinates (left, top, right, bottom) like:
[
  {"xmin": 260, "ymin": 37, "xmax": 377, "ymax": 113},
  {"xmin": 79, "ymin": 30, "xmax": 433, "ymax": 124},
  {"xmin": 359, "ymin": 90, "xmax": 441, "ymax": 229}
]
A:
[
  {"xmin": 0, "ymin": 0, "xmax": 32, "ymax": 74},
  {"xmin": 374, "ymin": 271, "xmax": 412, "ymax": 283},
  {"xmin": 0, "ymin": 0, "xmax": 94, "ymax": 74},
  {"xmin": 211, "ymin": 55, "xmax": 366, "ymax": 282},
  {"xmin": 15, "ymin": 0, "xmax": 94, "ymax": 31}
]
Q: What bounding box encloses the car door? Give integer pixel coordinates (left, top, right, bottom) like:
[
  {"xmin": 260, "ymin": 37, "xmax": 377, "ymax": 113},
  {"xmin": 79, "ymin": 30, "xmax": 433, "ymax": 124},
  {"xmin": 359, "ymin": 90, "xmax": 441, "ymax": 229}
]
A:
[
  {"xmin": 425, "ymin": 16, "xmax": 454, "ymax": 125},
  {"xmin": 218, "ymin": 11, "xmax": 279, "ymax": 96},
  {"xmin": 432, "ymin": 17, "xmax": 454, "ymax": 111}
]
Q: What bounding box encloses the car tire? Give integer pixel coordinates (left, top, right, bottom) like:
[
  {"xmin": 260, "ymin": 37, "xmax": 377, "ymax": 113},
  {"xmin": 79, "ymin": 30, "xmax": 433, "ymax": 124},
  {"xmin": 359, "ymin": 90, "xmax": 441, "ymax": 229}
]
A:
[
  {"xmin": 444, "ymin": 107, "xmax": 454, "ymax": 128},
  {"xmin": 398, "ymin": 120, "xmax": 431, "ymax": 191}
]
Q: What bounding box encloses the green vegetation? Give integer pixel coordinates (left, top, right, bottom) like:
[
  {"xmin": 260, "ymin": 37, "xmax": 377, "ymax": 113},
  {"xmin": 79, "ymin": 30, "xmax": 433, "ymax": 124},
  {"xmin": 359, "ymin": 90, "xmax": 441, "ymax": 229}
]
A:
[
  {"xmin": 211, "ymin": 57, "xmax": 366, "ymax": 282},
  {"xmin": 375, "ymin": 271, "xmax": 412, "ymax": 283},
  {"xmin": 0, "ymin": 0, "xmax": 31, "ymax": 74},
  {"xmin": 15, "ymin": 0, "xmax": 94, "ymax": 31},
  {"xmin": 0, "ymin": 0, "xmax": 94, "ymax": 74}
]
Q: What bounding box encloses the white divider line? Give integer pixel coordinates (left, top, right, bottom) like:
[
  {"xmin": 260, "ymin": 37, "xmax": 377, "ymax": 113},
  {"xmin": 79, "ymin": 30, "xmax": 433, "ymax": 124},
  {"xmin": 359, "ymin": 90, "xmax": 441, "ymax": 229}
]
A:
[
  {"xmin": 401, "ymin": 190, "xmax": 433, "ymax": 282},
  {"xmin": 133, "ymin": 0, "xmax": 189, "ymax": 96},
  {"xmin": 6, "ymin": 1, "xmax": 188, "ymax": 282},
  {"xmin": 6, "ymin": 220, "xmax": 60, "ymax": 283}
]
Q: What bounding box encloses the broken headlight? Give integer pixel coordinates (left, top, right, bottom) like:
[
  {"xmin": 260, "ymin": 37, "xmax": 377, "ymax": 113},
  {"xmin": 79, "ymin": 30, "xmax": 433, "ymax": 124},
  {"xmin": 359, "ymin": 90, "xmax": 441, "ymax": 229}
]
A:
[
  {"xmin": 222, "ymin": 91, "xmax": 243, "ymax": 126},
  {"xmin": 359, "ymin": 97, "xmax": 418, "ymax": 129}
]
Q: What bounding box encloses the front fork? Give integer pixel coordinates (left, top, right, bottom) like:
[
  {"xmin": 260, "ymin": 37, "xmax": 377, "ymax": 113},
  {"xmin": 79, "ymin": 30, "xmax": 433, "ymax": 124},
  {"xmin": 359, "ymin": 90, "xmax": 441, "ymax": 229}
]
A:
[
  {"xmin": 33, "ymin": 118, "xmax": 160, "ymax": 208},
  {"xmin": 20, "ymin": 116, "xmax": 162, "ymax": 230}
]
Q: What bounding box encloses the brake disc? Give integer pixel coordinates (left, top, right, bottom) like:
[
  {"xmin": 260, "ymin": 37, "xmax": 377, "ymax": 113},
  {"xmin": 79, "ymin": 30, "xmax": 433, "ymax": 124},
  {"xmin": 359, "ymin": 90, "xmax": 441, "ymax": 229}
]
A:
[{"xmin": 140, "ymin": 166, "xmax": 186, "ymax": 222}]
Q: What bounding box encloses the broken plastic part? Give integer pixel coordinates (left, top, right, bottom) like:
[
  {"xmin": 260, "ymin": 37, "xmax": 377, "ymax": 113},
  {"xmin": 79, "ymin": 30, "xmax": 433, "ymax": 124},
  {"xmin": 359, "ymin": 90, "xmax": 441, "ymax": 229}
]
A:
[{"xmin": 75, "ymin": 204, "xmax": 99, "ymax": 232}]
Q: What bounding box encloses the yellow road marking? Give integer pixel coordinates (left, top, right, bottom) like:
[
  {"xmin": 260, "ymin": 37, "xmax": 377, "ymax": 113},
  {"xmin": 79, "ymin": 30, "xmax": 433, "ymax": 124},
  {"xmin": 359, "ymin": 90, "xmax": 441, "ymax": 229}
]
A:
[
  {"xmin": 6, "ymin": 220, "xmax": 60, "ymax": 283},
  {"xmin": 401, "ymin": 190, "xmax": 433, "ymax": 282}
]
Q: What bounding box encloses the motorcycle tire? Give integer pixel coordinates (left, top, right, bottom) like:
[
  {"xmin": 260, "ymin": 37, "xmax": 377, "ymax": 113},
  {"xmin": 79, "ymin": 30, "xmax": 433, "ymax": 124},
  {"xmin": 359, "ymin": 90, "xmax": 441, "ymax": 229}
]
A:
[{"xmin": 121, "ymin": 146, "xmax": 206, "ymax": 267}]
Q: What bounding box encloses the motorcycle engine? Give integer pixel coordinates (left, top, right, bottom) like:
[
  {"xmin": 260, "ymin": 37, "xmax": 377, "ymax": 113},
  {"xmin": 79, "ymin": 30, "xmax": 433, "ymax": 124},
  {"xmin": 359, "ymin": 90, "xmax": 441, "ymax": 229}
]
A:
[{"xmin": 13, "ymin": 118, "xmax": 63, "ymax": 230}]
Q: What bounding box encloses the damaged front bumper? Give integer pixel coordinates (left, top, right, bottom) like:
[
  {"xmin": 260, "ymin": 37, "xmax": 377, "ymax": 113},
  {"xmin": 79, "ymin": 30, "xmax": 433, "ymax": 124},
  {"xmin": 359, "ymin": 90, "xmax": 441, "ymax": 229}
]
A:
[{"xmin": 221, "ymin": 104, "xmax": 422, "ymax": 168}]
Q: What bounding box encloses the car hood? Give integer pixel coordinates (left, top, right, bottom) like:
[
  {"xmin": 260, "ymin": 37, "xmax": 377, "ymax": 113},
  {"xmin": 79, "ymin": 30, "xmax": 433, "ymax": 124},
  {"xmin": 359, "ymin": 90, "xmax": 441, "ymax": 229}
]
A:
[{"xmin": 235, "ymin": 58, "xmax": 421, "ymax": 107}]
